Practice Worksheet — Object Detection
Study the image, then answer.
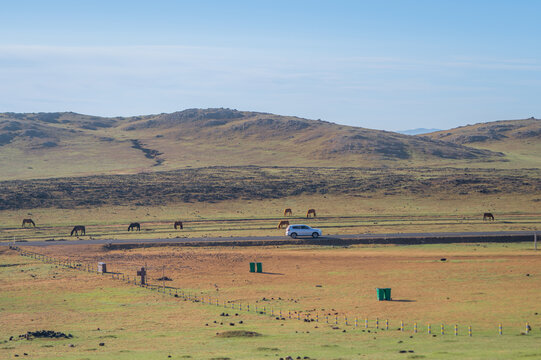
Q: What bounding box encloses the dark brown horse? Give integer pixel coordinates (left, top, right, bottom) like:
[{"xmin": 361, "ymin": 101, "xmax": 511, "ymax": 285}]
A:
[
  {"xmin": 70, "ymin": 225, "xmax": 85, "ymax": 236},
  {"xmin": 21, "ymin": 218, "xmax": 35, "ymax": 227},
  {"xmin": 277, "ymin": 220, "xmax": 290, "ymax": 229},
  {"xmin": 306, "ymin": 209, "xmax": 316, "ymax": 218},
  {"xmin": 174, "ymin": 221, "xmax": 183, "ymax": 230},
  {"xmin": 284, "ymin": 208, "xmax": 292, "ymax": 216},
  {"xmin": 483, "ymin": 213, "xmax": 495, "ymax": 221},
  {"xmin": 128, "ymin": 222, "xmax": 141, "ymax": 231}
]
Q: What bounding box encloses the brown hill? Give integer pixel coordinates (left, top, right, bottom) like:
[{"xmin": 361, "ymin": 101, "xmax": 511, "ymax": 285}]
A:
[
  {"xmin": 423, "ymin": 117, "xmax": 541, "ymax": 144},
  {"xmin": 0, "ymin": 109, "xmax": 504, "ymax": 180},
  {"xmin": 421, "ymin": 118, "xmax": 541, "ymax": 168}
]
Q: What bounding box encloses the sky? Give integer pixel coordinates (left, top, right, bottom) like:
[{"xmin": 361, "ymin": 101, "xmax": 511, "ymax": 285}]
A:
[{"xmin": 0, "ymin": 0, "xmax": 540, "ymax": 131}]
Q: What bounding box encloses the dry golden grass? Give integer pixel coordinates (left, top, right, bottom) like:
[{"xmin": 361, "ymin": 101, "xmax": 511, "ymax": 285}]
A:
[
  {"xmin": 32, "ymin": 243, "xmax": 541, "ymax": 330},
  {"xmin": 3, "ymin": 243, "xmax": 541, "ymax": 359},
  {"xmin": 1, "ymin": 193, "xmax": 540, "ymax": 242}
]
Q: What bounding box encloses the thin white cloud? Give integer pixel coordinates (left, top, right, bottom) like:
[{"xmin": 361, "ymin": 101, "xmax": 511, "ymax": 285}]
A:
[{"xmin": 0, "ymin": 45, "xmax": 539, "ymax": 128}]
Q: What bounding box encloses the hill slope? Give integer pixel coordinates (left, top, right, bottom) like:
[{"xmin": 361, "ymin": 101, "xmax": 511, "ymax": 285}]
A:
[
  {"xmin": 424, "ymin": 117, "xmax": 540, "ymax": 144},
  {"xmin": 421, "ymin": 117, "xmax": 541, "ymax": 168},
  {"xmin": 0, "ymin": 109, "xmax": 504, "ymax": 180}
]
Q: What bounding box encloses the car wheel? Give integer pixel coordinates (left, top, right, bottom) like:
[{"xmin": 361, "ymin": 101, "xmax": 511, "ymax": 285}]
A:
[
  {"xmin": 312, "ymin": 232, "xmax": 319, "ymax": 238},
  {"xmin": 290, "ymin": 233, "xmax": 297, "ymax": 239}
]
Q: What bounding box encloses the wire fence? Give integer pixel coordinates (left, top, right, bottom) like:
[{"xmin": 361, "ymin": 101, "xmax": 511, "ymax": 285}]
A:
[{"xmin": 11, "ymin": 245, "xmax": 537, "ymax": 337}]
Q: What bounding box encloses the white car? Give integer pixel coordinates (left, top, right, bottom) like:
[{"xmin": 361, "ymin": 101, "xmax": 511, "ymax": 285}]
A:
[{"xmin": 286, "ymin": 224, "xmax": 322, "ymax": 238}]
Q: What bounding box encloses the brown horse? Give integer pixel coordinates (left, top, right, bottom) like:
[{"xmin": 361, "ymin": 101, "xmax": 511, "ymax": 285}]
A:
[
  {"xmin": 483, "ymin": 213, "xmax": 495, "ymax": 221},
  {"xmin": 128, "ymin": 222, "xmax": 141, "ymax": 231},
  {"xmin": 21, "ymin": 219, "xmax": 35, "ymax": 227},
  {"xmin": 277, "ymin": 220, "xmax": 290, "ymax": 229},
  {"xmin": 174, "ymin": 221, "xmax": 183, "ymax": 230},
  {"xmin": 284, "ymin": 208, "xmax": 292, "ymax": 216},
  {"xmin": 306, "ymin": 209, "xmax": 316, "ymax": 218},
  {"xmin": 70, "ymin": 225, "xmax": 85, "ymax": 236}
]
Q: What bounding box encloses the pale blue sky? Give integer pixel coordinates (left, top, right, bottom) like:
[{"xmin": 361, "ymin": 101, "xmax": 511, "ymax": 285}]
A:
[{"xmin": 0, "ymin": 0, "xmax": 539, "ymax": 130}]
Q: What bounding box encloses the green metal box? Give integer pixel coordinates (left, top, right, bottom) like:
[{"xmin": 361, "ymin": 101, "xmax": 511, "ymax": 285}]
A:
[{"xmin": 376, "ymin": 288, "xmax": 391, "ymax": 301}]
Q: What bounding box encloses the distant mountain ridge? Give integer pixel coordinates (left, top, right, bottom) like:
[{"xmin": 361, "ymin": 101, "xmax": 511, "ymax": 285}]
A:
[
  {"xmin": 398, "ymin": 128, "xmax": 442, "ymax": 135},
  {"xmin": 0, "ymin": 108, "xmax": 510, "ymax": 180}
]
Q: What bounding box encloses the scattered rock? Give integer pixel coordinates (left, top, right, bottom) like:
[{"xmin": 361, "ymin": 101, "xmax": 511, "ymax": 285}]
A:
[
  {"xmin": 216, "ymin": 330, "xmax": 261, "ymax": 338},
  {"xmin": 18, "ymin": 330, "xmax": 72, "ymax": 340},
  {"xmin": 99, "ymin": 342, "xmax": 105, "ymax": 346}
]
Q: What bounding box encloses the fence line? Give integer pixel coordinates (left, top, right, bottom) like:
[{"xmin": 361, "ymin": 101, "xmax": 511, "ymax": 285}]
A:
[{"xmin": 11, "ymin": 245, "xmax": 537, "ymax": 337}]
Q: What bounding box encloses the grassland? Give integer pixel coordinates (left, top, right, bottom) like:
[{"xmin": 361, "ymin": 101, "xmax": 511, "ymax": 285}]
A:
[
  {"xmin": 0, "ymin": 165, "xmax": 539, "ymax": 243},
  {"xmin": 2, "ymin": 243, "xmax": 540, "ymax": 359},
  {"xmin": 1, "ymin": 191, "xmax": 540, "ymax": 243},
  {"xmin": 1, "ymin": 111, "xmax": 540, "ymax": 359}
]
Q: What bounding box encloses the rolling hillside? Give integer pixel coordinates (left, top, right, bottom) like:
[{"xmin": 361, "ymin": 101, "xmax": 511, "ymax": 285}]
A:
[
  {"xmin": 0, "ymin": 109, "xmax": 506, "ymax": 180},
  {"xmin": 422, "ymin": 117, "xmax": 541, "ymax": 168}
]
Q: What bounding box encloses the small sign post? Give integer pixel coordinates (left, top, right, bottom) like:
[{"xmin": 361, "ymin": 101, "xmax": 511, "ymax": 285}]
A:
[{"xmin": 137, "ymin": 267, "xmax": 147, "ymax": 285}]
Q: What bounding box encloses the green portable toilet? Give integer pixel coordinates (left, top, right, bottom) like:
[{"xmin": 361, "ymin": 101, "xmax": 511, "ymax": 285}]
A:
[
  {"xmin": 249, "ymin": 262, "xmax": 256, "ymax": 273},
  {"xmin": 256, "ymin": 262, "xmax": 263, "ymax": 273},
  {"xmin": 376, "ymin": 288, "xmax": 392, "ymax": 301}
]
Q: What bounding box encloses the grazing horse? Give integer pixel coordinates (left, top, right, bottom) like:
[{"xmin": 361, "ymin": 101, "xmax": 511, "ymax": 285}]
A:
[
  {"xmin": 306, "ymin": 209, "xmax": 316, "ymax": 218},
  {"xmin": 174, "ymin": 221, "xmax": 183, "ymax": 230},
  {"xmin": 70, "ymin": 225, "xmax": 85, "ymax": 236},
  {"xmin": 483, "ymin": 213, "xmax": 495, "ymax": 221},
  {"xmin": 284, "ymin": 208, "xmax": 292, "ymax": 216},
  {"xmin": 277, "ymin": 220, "xmax": 290, "ymax": 229},
  {"xmin": 21, "ymin": 219, "xmax": 36, "ymax": 227},
  {"xmin": 128, "ymin": 222, "xmax": 141, "ymax": 231}
]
